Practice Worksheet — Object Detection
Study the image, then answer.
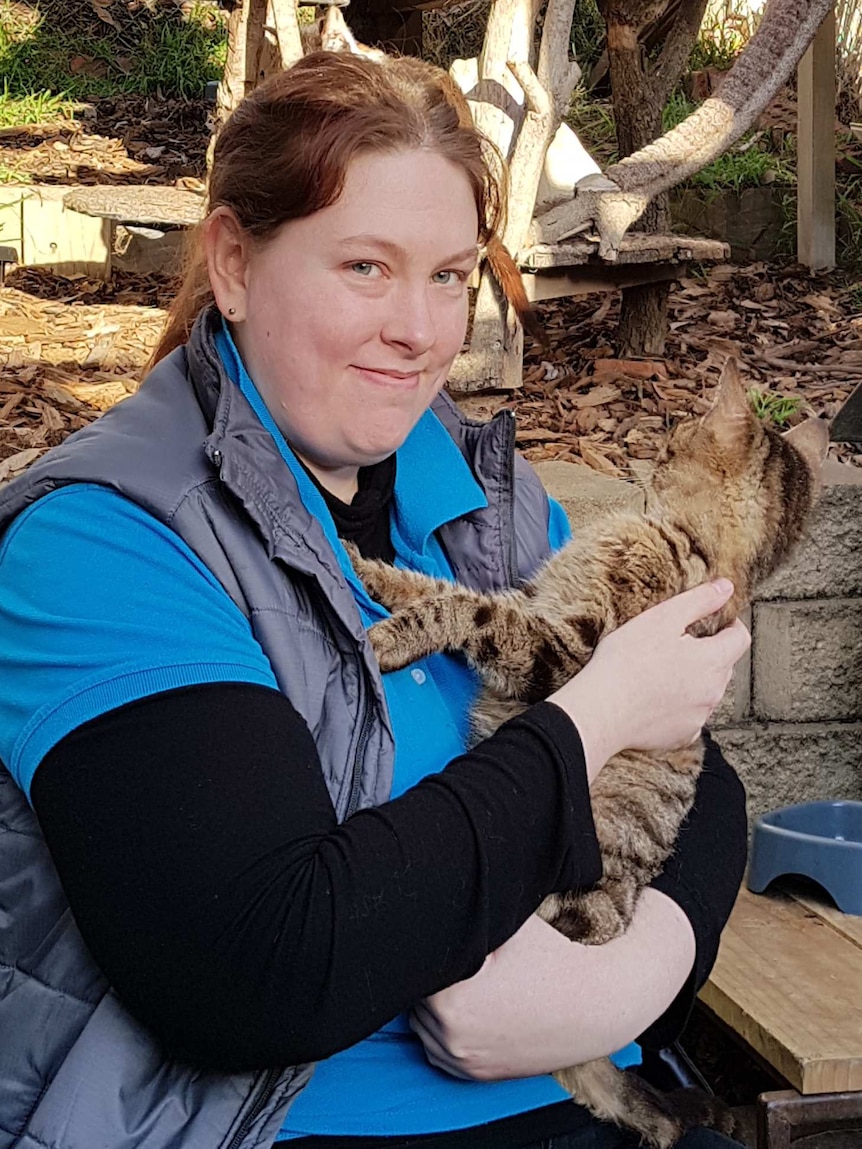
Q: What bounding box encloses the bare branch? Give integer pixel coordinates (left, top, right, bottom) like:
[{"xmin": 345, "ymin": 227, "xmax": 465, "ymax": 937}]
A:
[
  {"xmin": 269, "ymin": 0, "xmax": 303, "ymax": 69},
  {"xmin": 651, "ymin": 0, "xmax": 711, "ymax": 108}
]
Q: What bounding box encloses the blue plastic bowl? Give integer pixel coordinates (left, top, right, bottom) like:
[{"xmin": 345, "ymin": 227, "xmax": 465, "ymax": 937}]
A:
[{"xmin": 747, "ymin": 800, "xmax": 862, "ymax": 916}]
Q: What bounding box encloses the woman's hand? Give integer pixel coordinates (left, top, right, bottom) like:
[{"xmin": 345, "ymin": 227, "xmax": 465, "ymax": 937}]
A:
[
  {"xmin": 549, "ymin": 579, "xmax": 750, "ymax": 781},
  {"xmin": 409, "ymin": 889, "xmax": 695, "ymax": 1081}
]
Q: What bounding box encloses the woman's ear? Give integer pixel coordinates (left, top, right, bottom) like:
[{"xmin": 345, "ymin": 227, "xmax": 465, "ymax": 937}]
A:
[{"xmin": 204, "ymin": 206, "xmax": 252, "ymax": 322}]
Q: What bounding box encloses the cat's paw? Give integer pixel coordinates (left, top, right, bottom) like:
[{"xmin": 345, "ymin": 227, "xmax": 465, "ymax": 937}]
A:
[
  {"xmin": 341, "ymin": 541, "xmax": 399, "ymax": 606},
  {"xmin": 543, "ymin": 888, "xmax": 627, "ymax": 946},
  {"xmin": 366, "ymin": 616, "xmax": 416, "ymax": 673}
]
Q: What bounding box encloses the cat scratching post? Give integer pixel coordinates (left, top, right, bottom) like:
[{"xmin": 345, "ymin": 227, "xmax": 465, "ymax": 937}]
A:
[
  {"xmin": 529, "ymin": 0, "xmax": 837, "ymax": 259},
  {"xmin": 447, "ymin": 0, "xmax": 583, "ymax": 393}
]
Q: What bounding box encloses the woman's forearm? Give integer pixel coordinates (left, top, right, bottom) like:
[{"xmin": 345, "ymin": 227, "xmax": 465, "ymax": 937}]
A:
[{"xmin": 411, "ymin": 889, "xmax": 696, "ymax": 1081}]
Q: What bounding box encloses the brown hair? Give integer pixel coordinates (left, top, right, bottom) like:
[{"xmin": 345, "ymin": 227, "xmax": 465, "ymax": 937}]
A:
[{"xmin": 151, "ymin": 51, "xmax": 513, "ymax": 366}]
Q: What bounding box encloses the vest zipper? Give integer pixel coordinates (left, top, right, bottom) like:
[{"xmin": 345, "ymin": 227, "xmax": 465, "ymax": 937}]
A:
[
  {"xmin": 501, "ymin": 408, "xmax": 518, "ymax": 587},
  {"xmin": 225, "ymin": 1066, "xmax": 282, "ymax": 1149},
  {"xmin": 345, "ymin": 663, "xmax": 374, "ymax": 819}
]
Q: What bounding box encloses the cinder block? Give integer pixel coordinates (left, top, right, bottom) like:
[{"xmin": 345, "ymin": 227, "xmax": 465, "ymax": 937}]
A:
[
  {"xmin": 758, "ymin": 462, "xmax": 862, "ymax": 601},
  {"xmin": 711, "ymin": 607, "xmax": 752, "ymax": 726},
  {"xmin": 752, "ymin": 598, "xmax": 862, "ymax": 722},
  {"xmin": 712, "ymin": 721, "xmax": 862, "ymax": 826},
  {"xmin": 535, "ymin": 461, "xmax": 643, "ymax": 534}
]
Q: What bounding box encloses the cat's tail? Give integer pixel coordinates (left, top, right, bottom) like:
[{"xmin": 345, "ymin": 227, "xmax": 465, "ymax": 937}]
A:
[
  {"xmin": 555, "ymin": 1058, "xmax": 740, "ymax": 1149},
  {"xmin": 485, "ymin": 236, "xmax": 546, "ymax": 348}
]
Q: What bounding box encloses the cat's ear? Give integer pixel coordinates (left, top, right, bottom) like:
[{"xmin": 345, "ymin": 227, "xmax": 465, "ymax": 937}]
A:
[
  {"xmin": 702, "ymin": 357, "xmax": 754, "ymax": 454},
  {"xmin": 783, "ymin": 417, "xmax": 830, "ymax": 473},
  {"xmin": 320, "ymin": 5, "xmax": 358, "ymax": 53}
]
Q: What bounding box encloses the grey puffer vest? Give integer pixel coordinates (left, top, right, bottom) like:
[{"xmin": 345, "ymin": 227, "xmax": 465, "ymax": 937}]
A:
[{"xmin": 0, "ymin": 307, "xmax": 554, "ymax": 1149}]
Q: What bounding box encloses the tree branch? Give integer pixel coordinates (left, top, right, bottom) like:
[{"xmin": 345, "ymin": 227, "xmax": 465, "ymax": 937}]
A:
[{"xmin": 651, "ymin": 0, "xmax": 711, "ymax": 109}]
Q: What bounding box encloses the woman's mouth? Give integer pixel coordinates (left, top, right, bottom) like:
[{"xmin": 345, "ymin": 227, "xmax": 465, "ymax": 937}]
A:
[{"xmin": 354, "ymin": 366, "xmax": 422, "ymax": 389}]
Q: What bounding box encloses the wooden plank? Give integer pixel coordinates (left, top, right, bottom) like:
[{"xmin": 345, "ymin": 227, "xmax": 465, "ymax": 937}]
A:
[
  {"xmin": 791, "ymin": 889, "xmax": 862, "ymax": 948},
  {"xmin": 522, "ymin": 261, "xmax": 679, "ymax": 302},
  {"xmin": 701, "ymin": 885, "xmax": 862, "ymax": 1095},
  {"xmin": 797, "ymin": 6, "xmax": 836, "ymax": 271},
  {"xmin": 520, "ymin": 234, "xmax": 729, "ymax": 270}
]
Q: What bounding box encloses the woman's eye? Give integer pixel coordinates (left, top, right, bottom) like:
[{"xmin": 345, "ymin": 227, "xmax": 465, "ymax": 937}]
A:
[
  {"xmin": 350, "ymin": 262, "xmax": 380, "ymax": 277},
  {"xmin": 432, "ymin": 270, "xmax": 464, "ymax": 286}
]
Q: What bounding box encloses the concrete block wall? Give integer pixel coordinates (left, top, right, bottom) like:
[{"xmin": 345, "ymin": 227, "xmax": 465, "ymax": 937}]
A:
[{"xmin": 537, "ymin": 457, "xmax": 862, "ymax": 826}]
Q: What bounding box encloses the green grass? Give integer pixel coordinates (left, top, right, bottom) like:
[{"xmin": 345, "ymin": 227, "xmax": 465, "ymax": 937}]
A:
[
  {"xmin": 565, "ymin": 88, "xmax": 619, "ymax": 165},
  {"xmin": 0, "ymin": 86, "xmax": 76, "ymax": 127},
  {"xmin": 848, "ymin": 283, "xmax": 862, "ymax": 314},
  {"xmin": 568, "ymin": 0, "xmax": 606, "ymax": 77},
  {"xmin": 749, "ymin": 389, "xmax": 804, "ymax": 427},
  {"xmin": 836, "ymin": 177, "xmax": 862, "ymax": 273},
  {"xmin": 687, "ymin": 10, "xmax": 752, "ymax": 72},
  {"xmin": 662, "ymin": 91, "xmax": 795, "ymax": 192},
  {"xmin": 0, "ymin": 163, "xmax": 27, "ymax": 184},
  {"xmin": 0, "ymin": 0, "xmax": 227, "ymax": 103}
]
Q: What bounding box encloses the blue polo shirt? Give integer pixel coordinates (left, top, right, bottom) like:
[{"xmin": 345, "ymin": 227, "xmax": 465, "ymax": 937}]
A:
[{"xmin": 0, "ymin": 326, "xmax": 638, "ymax": 1140}]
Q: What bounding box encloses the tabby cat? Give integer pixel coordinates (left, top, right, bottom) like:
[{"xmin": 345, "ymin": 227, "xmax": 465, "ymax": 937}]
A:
[{"xmin": 346, "ymin": 358, "xmax": 829, "ymax": 1148}]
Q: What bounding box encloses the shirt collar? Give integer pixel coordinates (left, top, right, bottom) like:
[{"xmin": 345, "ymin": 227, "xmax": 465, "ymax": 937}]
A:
[{"xmin": 214, "ymin": 320, "xmax": 487, "ymax": 564}]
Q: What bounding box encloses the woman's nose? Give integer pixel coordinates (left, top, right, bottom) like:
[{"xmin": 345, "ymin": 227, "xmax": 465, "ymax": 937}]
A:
[{"xmin": 380, "ymin": 283, "xmax": 435, "ymax": 355}]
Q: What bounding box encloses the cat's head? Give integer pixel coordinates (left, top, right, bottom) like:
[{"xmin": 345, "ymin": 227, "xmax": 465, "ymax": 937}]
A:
[{"xmin": 647, "ymin": 358, "xmax": 829, "ymax": 598}]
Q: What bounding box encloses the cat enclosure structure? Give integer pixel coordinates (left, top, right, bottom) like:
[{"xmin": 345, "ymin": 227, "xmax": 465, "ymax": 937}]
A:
[
  {"xmin": 209, "ymin": 0, "xmax": 841, "ymax": 392},
  {"xmin": 64, "ymin": 0, "xmax": 841, "ymax": 392}
]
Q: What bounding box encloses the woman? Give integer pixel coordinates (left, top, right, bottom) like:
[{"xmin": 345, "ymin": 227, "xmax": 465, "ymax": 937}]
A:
[{"xmin": 0, "ymin": 51, "xmax": 749, "ymax": 1149}]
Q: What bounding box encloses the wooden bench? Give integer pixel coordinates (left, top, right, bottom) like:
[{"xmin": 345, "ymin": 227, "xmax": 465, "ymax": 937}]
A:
[
  {"xmin": 60, "ymin": 185, "xmax": 206, "ymax": 279},
  {"xmin": 700, "ymin": 883, "xmax": 862, "ymax": 1147},
  {"xmin": 63, "ymin": 185, "xmax": 206, "ymax": 233}
]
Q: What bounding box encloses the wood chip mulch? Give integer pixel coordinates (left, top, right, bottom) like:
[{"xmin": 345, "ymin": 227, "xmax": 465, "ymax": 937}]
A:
[
  {"xmin": 505, "ymin": 261, "xmax": 862, "ymax": 478},
  {"xmin": 0, "ymin": 269, "xmax": 168, "ymax": 484},
  {"xmin": 0, "ymin": 96, "xmax": 211, "ymax": 187}
]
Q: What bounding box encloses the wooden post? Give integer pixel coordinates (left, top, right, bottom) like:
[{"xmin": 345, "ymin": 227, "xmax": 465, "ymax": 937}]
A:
[
  {"xmin": 797, "ymin": 5, "xmax": 836, "ymax": 271},
  {"xmin": 270, "ymin": 0, "xmax": 303, "ymax": 68}
]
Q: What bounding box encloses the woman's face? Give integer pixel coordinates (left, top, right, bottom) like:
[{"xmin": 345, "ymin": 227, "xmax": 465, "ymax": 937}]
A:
[{"xmin": 227, "ymin": 149, "xmax": 479, "ymax": 496}]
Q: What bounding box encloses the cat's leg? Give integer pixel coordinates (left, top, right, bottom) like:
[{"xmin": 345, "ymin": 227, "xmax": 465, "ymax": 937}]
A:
[
  {"xmin": 556, "ymin": 1059, "xmax": 740, "ymax": 1148},
  {"xmin": 344, "ymin": 544, "xmax": 455, "ymax": 612},
  {"xmin": 348, "ymin": 542, "xmax": 537, "ymax": 679},
  {"xmin": 367, "ymin": 593, "xmax": 583, "ymax": 703},
  {"xmin": 542, "ymin": 745, "xmax": 703, "ymax": 945},
  {"xmin": 347, "ymin": 543, "xmax": 590, "ymax": 696}
]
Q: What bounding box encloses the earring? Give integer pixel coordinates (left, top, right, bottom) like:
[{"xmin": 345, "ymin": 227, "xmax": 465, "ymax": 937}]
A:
[{"xmin": 228, "ymin": 307, "xmax": 236, "ymax": 316}]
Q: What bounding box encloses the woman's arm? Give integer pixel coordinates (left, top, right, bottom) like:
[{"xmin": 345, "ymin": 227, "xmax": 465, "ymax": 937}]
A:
[
  {"xmin": 411, "ymin": 737, "xmax": 748, "ymax": 1079},
  {"xmin": 410, "ymin": 889, "xmax": 696, "ymax": 1079},
  {"xmin": 410, "ymin": 588, "xmax": 751, "ymax": 1081},
  {"xmin": 32, "ymin": 685, "xmax": 600, "ymax": 1072}
]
